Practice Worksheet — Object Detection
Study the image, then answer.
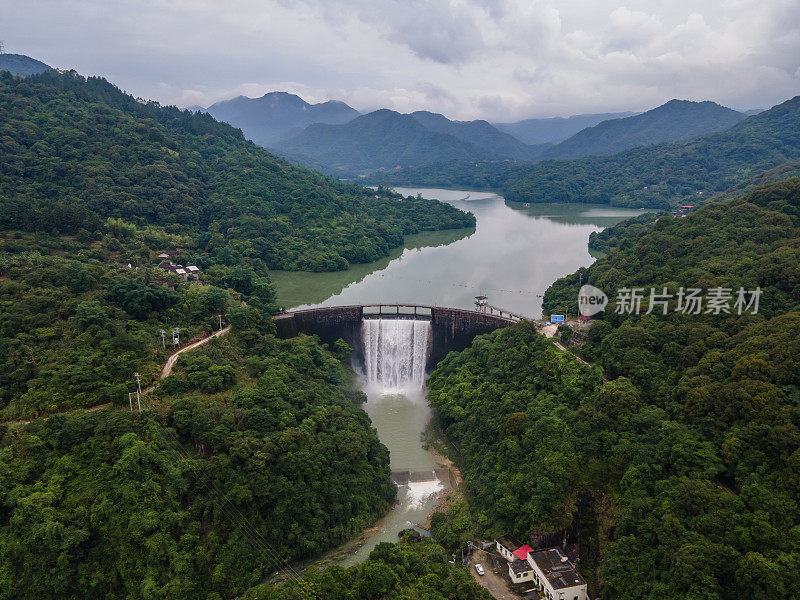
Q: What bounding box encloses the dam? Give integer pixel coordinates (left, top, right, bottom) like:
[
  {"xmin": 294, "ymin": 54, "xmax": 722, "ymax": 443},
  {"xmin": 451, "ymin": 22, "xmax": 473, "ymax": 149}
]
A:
[
  {"xmin": 272, "ymin": 303, "xmax": 521, "ymax": 369},
  {"xmin": 272, "ymin": 303, "xmax": 522, "ymax": 565}
]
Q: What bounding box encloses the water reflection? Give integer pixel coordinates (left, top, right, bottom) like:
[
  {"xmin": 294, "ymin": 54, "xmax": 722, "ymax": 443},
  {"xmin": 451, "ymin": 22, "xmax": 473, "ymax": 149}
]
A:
[
  {"xmin": 270, "ymin": 188, "xmax": 647, "ymax": 319},
  {"xmin": 269, "ymin": 227, "xmax": 473, "ymax": 308}
]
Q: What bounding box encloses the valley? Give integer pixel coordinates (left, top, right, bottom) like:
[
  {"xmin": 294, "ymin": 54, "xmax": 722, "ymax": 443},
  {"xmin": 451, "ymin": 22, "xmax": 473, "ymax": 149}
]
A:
[{"xmin": 2, "ymin": 11, "xmax": 800, "ymax": 598}]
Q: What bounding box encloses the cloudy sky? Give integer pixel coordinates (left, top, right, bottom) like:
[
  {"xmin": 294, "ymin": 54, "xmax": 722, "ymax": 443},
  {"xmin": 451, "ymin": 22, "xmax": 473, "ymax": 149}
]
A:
[{"xmin": 3, "ymin": 0, "xmax": 800, "ymax": 120}]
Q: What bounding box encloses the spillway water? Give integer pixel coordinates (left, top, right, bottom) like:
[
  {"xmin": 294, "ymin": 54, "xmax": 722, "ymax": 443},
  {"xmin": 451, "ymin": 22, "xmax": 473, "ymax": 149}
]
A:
[
  {"xmin": 361, "ymin": 318, "xmax": 430, "ymax": 394},
  {"xmin": 269, "ymin": 189, "xmax": 651, "ymax": 570},
  {"xmin": 335, "ymin": 317, "xmax": 443, "ymax": 566}
]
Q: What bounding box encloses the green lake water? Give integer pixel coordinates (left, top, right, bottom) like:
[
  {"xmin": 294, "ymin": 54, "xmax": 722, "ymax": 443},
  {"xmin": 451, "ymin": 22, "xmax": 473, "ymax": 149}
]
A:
[{"xmin": 270, "ymin": 188, "xmax": 647, "ymax": 318}]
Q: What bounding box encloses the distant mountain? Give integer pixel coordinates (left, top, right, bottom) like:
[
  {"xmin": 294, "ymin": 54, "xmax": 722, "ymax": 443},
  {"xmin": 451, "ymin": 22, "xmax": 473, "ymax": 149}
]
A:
[
  {"xmin": 502, "ymin": 95, "xmax": 800, "ymax": 207},
  {"xmin": 376, "ymin": 95, "xmax": 800, "ymax": 209},
  {"xmin": 542, "ymin": 100, "xmax": 747, "ymax": 160},
  {"xmin": 205, "ymin": 92, "xmax": 359, "ymax": 146},
  {"xmin": 409, "ymin": 111, "xmax": 543, "ymax": 161},
  {"xmin": 0, "ymin": 53, "xmax": 51, "ymax": 77},
  {"xmin": 494, "ymin": 112, "xmax": 637, "ymax": 145},
  {"xmin": 275, "ymin": 109, "xmax": 546, "ymax": 175},
  {"xmin": 274, "ymin": 109, "xmax": 491, "ymax": 174},
  {"xmin": 184, "ymin": 104, "xmax": 206, "ymax": 113}
]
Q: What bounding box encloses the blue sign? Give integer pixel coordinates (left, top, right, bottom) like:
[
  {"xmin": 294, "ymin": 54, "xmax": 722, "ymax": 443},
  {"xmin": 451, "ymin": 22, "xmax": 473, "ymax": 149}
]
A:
[{"xmin": 550, "ymin": 314, "xmax": 565, "ymax": 323}]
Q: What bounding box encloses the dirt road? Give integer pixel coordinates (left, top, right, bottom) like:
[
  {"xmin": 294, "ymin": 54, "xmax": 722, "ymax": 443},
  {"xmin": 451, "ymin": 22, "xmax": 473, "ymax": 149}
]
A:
[
  {"xmin": 7, "ymin": 326, "xmax": 232, "ymax": 425},
  {"xmin": 467, "ymin": 549, "xmax": 522, "ymax": 600},
  {"xmin": 159, "ymin": 326, "xmax": 231, "ymax": 379}
]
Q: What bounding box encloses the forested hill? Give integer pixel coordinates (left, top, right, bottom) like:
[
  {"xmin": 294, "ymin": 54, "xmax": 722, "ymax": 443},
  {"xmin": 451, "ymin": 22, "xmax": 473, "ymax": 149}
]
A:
[
  {"xmin": 0, "ymin": 70, "xmax": 474, "ymax": 272},
  {"xmin": 429, "ymin": 177, "xmax": 800, "ymax": 598},
  {"xmin": 375, "ymin": 95, "xmax": 800, "ymax": 209},
  {"xmin": 542, "ymin": 99, "xmax": 746, "ymax": 160},
  {"xmin": 501, "ymin": 95, "xmax": 800, "ymax": 207},
  {"xmin": 409, "ymin": 110, "xmax": 544, "ymax": 161}
]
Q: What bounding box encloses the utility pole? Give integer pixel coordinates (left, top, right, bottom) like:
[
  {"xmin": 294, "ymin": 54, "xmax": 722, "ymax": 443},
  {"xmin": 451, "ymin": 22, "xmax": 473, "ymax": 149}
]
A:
[
  {"xmin": 133, "ymin": 372, "xmax": 142, "ymax": 411},
  {"xmin": 172, "ymin": 327, "xmax": 180, "ymax": 346},
  {"xmin": 128, "ymin": 392, "xmax": 134, "ymax": 412},
  {"xmin": 218, "ymin": 314, "xmax": 223, "ymax": 331},
  {"xmin": 160, "ymin": 329, "xmax": 166, "ymax": 349},
  {"xmin": 0, "ymin": 41, "xmax": 5, "ymax": 54}
]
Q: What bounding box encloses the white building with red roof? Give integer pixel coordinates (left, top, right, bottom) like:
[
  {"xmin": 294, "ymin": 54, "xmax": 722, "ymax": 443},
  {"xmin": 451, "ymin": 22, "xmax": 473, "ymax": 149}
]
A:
[{"xmin": 495, "ymin": 537, "xmax": 587, "ymax": 600}]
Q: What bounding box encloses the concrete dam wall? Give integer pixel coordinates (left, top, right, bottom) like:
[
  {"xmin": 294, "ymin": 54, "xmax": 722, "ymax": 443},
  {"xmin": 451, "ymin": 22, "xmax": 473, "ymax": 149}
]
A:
[{"xmin": 273, "ymin": 304, "xmax": 517, "ymax": 370}]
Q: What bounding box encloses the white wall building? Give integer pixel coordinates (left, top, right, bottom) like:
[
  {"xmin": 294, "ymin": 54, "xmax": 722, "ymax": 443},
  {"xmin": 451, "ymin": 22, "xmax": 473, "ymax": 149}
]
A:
[{"xmin": 495, "ymin": 538, "xmax": 587, "ymax": 600}]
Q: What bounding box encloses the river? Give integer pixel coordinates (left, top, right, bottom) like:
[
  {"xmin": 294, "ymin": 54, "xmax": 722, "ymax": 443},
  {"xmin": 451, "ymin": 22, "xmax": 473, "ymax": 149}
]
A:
[{"xmin": 270, "ymin": 188, "xmax": 646, "ymax": 566}]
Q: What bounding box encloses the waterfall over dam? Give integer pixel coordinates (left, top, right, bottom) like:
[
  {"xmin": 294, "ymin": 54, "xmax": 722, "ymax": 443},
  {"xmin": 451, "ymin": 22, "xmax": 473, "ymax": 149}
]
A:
[
  {"xmin": 273, "ymin": 304, "xmax": 516, "ymax": 371},
  {"xmin": 361, "ymin": 318, "xmax": 431, "ymax": 393}
]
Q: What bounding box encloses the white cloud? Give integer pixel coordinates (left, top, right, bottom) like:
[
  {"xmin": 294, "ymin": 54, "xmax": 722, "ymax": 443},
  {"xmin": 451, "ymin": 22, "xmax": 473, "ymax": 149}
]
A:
[{"xmin": 0, "ymin": 0, "xmax": 798, "ymax": 120}]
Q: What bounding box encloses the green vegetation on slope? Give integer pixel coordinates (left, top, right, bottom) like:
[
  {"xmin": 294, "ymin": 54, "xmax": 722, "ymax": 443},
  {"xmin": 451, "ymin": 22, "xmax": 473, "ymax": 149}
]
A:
[
  {"xmin": 0, "ymin": 70, "xmax": 474, "ymax": 273},
  {"xmin": 376, "ymin": 96, "xmax": 800, "ymax": 209},
  {"xmin": 429, "ymin": 178, "xmax": 800, "ymax": 598},
  {"xmin": 586, "ymin": 211, "xmax": 664, "ymax": 254},
  {"xmin": 0, "ymin": 321, "xmax": 395, "ymax": 600},
  {"xmin": 0, "ymin": 53, "xmax": 51, "ymax": 77},
  {"xmin": 504, "ymin": 97, "xmax": 800, "ymax": 208},
  {"xmin": 0, "ymin": 223, "xmax": 277, "ymax": 418},
  {"xmin": 542, "ymin": 99, "xmax": 745, "ymax": 160},
  {"xmin": 246, "ymin": 539, "xmax": 493, "ymax": 600}
]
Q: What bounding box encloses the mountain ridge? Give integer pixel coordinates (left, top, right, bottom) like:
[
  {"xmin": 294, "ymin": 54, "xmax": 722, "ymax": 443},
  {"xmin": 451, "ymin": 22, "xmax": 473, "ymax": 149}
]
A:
[
  {"xmin": 204, "ymin": 91, "xmax": 360, "ymax": 146},
  {"xmin": 542, "ymin": 99, "xmax": 747, "ymax": 160},
  {"xmin": 274, "ymin": 108, "xmax": 545, "ymax": 175},
  {"xmin": 274, "ymin": 107, "xmax": 549, "ymax": 175},
  {"xmin": 494, "ymin": 111, "xmax": 638, "ymax": 144},
  {"xmin": 0, "ymin": 53, "xmax": 52, "ymax": 77}
]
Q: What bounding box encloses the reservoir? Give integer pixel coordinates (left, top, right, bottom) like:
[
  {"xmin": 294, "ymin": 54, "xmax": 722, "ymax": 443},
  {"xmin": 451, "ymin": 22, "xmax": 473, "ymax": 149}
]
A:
[{"xmin": 270, "ymin": 188, "xmax": 646, "ymax": 564}]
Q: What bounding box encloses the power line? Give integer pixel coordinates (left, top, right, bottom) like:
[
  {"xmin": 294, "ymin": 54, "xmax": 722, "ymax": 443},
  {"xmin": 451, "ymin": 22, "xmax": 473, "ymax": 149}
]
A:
[{"xmin": 150, "ymin": 422, "xmax": 314, "ymax": 593}]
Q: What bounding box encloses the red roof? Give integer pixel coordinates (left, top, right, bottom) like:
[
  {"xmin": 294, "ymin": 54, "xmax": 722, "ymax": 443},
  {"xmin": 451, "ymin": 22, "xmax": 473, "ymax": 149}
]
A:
[{"xmin": 513, "ymin": 545, "xmax": 534, "ymax": 561}]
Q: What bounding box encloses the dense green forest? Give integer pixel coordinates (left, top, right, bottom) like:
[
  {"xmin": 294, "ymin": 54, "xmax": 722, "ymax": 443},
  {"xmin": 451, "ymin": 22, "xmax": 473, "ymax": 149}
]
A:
[
  {"xmin": 0, "ymin": 316, "xmax": 396, "ymax": 599},
  {"xmin": 0, "ymin": 66, "xmax": 492, "ymax": 600},
  {"xmin": 541, "ymin": 100, "xmax": 745, "ymax": 160},
  {"xmin": 0, "ymin": 222, "xmax": 278, "ymax": 418},
  {"xmin": 372, "ymin": 160, "xmax": 528, "ymax": 192},
  {"xmin": 428, "ymin": 178, "xmax": 800, "ymax": 598},
  {"xmin": 586, "ymin": 211, "xmax": 664, "ymax": 254},
  {"xmin": 0, "ymin": 70, "xmax": 474, "ymax": 273},
  {"xmin": 375, "ymin": 96, "xmax": 800, "ymax": 209},
  {"xmin": 246, "ymin": 540, "xmax": 493, "ymax": 599}
]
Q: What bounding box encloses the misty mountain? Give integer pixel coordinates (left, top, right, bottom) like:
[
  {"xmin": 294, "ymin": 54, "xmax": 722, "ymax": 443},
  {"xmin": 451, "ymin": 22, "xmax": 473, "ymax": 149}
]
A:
[
  {"xmin": 542, "ymin": 99, "xmax": 747, "ymax": 160},
  {"xmin": 409, "ymin": 111, "xmax": 544, "ymax": 161},
  {"xmin": 375, "ymin": 95, "xmax": 800, "ymax": 209},
  {"xmin": 494, "ymin": 111, "xmax": 637, "ymax": 145},
  {"xmin": 274, "ymin": 109, "xmax": 497, "ymax": 174},
  {"xmin": 0, "ymin": 54, "xmax": 51, "ymax": 77},
  {"xmin": 275, "ymin": 108, "xmax": 546, "ymax": 175},
  {"xmin": 502, "ymin": 95, "xmax": 800, "ymax": 207},
  {"xmin": 204, "ymin": 91, "xmax": 360, "ymax": 146}
]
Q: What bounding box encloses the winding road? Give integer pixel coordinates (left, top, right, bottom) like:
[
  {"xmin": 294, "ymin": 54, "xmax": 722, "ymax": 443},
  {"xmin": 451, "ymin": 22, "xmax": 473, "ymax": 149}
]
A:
[
  {"xmin": 158, "ymin": 326, "xmax": 231, "ymax": 380},
  {"xmin": 7, "ymin": 326, "xmax": 232, "ymax": 425}
]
